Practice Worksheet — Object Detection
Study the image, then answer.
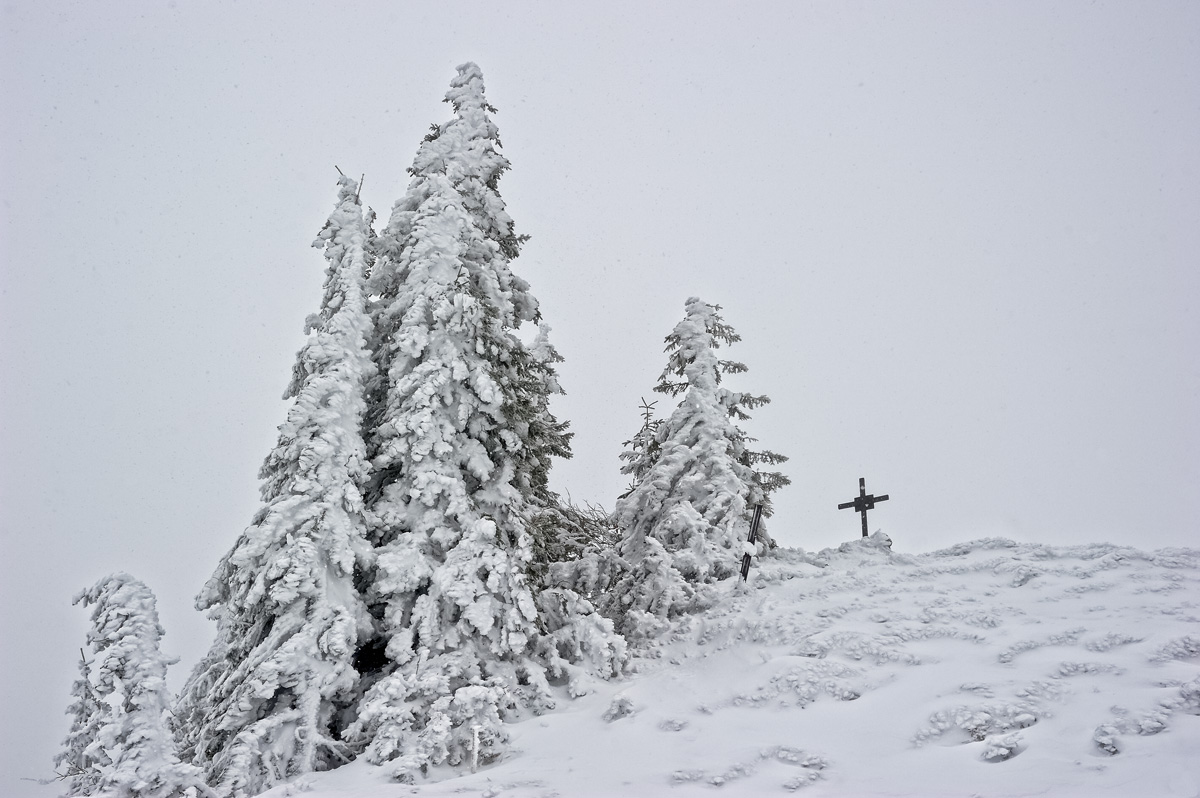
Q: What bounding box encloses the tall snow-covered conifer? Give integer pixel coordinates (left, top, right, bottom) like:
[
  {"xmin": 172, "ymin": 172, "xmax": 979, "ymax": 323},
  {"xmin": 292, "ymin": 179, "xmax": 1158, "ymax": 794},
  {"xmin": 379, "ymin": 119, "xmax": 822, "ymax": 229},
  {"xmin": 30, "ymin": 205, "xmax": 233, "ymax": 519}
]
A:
[
  {"xmin": 610, "ymin": 297, "xmax": 789, "ymax": 640},
  {"xmin": 55, "ymin": 574, "xmax": 208, "ymax": 798},
  {"xmin": 351, "ymin": 63, "xmax": 621, "ymax": 781},
  {"xmin": 175, "ymin": 177, "xmax": 377, "ymax": 796}
]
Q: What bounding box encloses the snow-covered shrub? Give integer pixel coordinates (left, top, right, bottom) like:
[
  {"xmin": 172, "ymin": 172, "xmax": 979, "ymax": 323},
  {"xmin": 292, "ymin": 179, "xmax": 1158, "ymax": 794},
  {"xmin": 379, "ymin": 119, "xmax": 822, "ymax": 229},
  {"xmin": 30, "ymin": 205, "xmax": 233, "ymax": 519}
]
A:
[
  {"xmin": 602, "ymin": 697, "xmax": 635, "ymax": 722},
  {"xmin": 1085, "ymin": 633, "xmax": 1143, "ymax": 653},
  {"xmin": 533, "ymin": 587, "xmax": 626, "ymax": 697},
  {"xmin": 836, "ymin": 530, "xmax": 893, "ymax": 553},
  {"xmin": 980, "ymin": 733, "xmax": 1024, "ymax": 762},
  {"xmin": 1177, "ymin": 677, "xmax": 1200, "ymax": 714},
  {"xmin": 997, "ymin": 628, "xmax": 1086, "ymax": 664},
  {"xmin": 1093, "ymin": 723, "xmax": 1121, "ymax": 755},
  {"xmin": 527, "ymin": 498, "xmax": 618, "ymax": 591},
  {"xmin": 669, "ymin": 747, "xmax": 827, "ymax": 791},
  {"xmin": 914, "ymin": 702, "xmax": 1039, "ymax": 746},
  {"xmin": 1150, "ymin": 634, "xmax": 1200, "ymax": 663}
]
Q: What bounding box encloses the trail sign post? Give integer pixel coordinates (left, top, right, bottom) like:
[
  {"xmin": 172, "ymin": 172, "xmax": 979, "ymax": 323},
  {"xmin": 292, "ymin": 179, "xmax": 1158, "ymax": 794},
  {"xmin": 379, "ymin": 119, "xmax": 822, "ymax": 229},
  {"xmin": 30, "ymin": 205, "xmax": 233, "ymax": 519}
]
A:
[
  {"xmin": 739, "ymin": 504, "xmax": 765, "ymax": 581},
  {"xmin": 838, "ymin": 477, "xmax": 889, "ymax": 538}
]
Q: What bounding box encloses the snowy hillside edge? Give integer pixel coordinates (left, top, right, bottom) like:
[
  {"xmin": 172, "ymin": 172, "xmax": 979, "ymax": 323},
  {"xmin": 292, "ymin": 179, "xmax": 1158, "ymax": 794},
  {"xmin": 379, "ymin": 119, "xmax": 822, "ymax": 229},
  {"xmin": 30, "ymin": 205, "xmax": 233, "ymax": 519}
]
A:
[{"xmin": 269, "ymin": 537, "xmax": 1200, "ymax": 797}]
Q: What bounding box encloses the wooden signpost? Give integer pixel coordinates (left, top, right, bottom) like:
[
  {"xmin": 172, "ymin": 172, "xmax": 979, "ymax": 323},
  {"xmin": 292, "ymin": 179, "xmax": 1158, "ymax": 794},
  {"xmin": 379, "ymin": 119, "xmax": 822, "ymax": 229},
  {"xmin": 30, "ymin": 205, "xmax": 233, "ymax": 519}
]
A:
[{"xmin": 838, "ymin": 477, "xmax": 889, "ymax": 538}]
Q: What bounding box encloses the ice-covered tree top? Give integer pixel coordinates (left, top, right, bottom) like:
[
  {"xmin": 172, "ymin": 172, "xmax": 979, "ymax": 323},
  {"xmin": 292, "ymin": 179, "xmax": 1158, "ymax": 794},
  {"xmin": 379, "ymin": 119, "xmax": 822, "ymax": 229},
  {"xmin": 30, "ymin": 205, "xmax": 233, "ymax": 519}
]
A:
[
  {"xmin": 444, "ymin": 62, "xmax": 499, "ymax": 128},
  {"xmin": 378, "ymin": 62, "xmax": 536, "ymax": 328},
  {"xmin": 657, "ymin": 297, "xmax": 750, "ymax": 398},
  {"xmin": 75, "ymin": 572, "xmax": 172, "ymax": 681}
]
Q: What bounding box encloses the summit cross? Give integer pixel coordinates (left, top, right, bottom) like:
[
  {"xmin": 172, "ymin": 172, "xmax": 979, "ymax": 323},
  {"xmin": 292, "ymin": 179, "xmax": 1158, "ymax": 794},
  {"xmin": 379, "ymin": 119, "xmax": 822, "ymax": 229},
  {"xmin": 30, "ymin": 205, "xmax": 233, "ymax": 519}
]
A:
[{"xmin": 837, "ymin": 477, "xmax": 889, "ymax": 538}]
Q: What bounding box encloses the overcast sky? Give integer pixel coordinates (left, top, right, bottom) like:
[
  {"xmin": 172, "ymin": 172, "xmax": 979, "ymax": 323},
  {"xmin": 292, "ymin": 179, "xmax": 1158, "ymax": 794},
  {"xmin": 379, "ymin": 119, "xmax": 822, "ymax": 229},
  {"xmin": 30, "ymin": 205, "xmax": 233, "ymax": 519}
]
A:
[{"xmin": 2, "ymin": 2, "xmax": 1197, "ymax": 795}]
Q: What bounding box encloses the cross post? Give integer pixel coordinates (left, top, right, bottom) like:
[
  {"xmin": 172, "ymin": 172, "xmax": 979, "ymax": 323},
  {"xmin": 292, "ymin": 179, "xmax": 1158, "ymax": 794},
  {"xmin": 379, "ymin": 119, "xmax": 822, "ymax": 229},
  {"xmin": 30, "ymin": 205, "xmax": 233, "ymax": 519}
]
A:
[{"xmin": 837, "ymin": 477, "xmax": 889, "ymax": 538}]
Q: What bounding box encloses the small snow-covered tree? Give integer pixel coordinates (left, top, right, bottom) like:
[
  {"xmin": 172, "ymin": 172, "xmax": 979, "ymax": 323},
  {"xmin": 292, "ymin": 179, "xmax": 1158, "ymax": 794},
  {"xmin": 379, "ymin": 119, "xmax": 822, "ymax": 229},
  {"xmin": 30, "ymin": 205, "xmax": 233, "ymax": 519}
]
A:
[
  {"xmin": 175, "ymin": 177, "xmax": 377, "ymax": 797},
  {"xmin": 55, "ymin": 648, "xmax": 109, "ymax": 795},
  {"xmin": 351, "ymin": 63, "xmax": 622, "ymax": 781},
  {"xmin": 610, "ymin": 297, "xmax": 789, "ymax": 640},
  {"xmin": 617, "ymin": 397, "xmax": 663, "ymax": 497},
  {"xmin": 55, "ymin": 574, "xmax": 208, "ymax": 798}
]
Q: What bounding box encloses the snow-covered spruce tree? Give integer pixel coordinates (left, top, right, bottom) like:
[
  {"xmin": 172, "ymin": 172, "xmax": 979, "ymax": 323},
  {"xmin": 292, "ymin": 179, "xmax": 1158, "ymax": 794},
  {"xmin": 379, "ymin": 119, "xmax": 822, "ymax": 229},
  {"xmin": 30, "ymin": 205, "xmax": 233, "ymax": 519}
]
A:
[
  {"xmin": 609, "ymin": 297, "xmax": 789, "ymax": 641},
  {"xmin": 350, "ymin": 63, "xmax": 622, "ymax": 781},
  {"xmin": 56, "ymin": 648, "xmax": 110, "ymax": 796},
  {"xmin": 55, "ymin": 574, "xmax": 209, "ymax": 798},
  {"xmin": 175, "ymin": 177, "xmax": 377, "ymax": 797}
]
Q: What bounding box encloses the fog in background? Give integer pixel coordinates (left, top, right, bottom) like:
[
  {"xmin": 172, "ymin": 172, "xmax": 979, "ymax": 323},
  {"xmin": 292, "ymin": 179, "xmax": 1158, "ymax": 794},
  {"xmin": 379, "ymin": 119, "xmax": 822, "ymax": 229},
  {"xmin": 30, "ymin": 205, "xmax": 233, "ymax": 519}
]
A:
[{"xmin": 2, "ymin": 2, "xmax": 1197, "ymax": 795}]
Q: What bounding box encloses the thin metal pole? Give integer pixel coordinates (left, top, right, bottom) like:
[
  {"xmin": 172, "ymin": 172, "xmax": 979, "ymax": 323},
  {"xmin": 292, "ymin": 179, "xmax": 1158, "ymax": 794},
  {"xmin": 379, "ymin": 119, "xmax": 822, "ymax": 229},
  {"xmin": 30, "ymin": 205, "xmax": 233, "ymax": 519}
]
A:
[{"xmin": 740, "ymin": 504, "xmax": 765, "ymax": 581}]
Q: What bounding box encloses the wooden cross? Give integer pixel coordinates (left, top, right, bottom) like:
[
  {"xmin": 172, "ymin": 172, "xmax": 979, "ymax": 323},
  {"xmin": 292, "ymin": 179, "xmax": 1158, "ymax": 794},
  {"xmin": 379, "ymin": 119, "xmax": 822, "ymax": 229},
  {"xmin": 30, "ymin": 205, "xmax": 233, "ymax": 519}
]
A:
[{"xmin": 838, "ymin": 477, "xmax": 889, "ymax": 538}]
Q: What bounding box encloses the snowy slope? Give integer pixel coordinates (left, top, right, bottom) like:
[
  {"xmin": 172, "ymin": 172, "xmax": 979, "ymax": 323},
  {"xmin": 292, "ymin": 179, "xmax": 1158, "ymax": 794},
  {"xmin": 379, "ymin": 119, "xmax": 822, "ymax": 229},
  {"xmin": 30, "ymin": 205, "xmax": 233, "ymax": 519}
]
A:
[{"xmin": 261, "ymin": 537, "xmax": 1200, "ymax": 797}]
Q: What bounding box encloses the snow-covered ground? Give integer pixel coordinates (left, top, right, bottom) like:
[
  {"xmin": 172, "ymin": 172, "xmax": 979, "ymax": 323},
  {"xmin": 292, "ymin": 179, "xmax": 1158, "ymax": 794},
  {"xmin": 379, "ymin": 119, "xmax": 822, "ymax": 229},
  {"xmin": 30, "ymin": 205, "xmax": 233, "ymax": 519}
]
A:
[{"xmin": 257, "ymin": 536, "xmax": 1200, "ymax": 797}]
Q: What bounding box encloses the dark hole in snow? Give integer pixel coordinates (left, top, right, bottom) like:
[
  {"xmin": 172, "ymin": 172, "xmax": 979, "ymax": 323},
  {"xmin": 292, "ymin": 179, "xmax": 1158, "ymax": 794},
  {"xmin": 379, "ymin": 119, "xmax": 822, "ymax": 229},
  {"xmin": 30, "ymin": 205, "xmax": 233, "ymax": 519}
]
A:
[{"xmin": 353, "ymin": 638, "xmax": 390, "ymax": 676}]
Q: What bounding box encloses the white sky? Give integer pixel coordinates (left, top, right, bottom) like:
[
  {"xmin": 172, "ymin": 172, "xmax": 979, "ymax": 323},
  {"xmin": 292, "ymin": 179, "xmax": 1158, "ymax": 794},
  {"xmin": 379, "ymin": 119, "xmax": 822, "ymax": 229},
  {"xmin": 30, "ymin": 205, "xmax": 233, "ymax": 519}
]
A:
[{"xmin": 2, "ymin": 2, "xmax": 1197, "ymax": 795}]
